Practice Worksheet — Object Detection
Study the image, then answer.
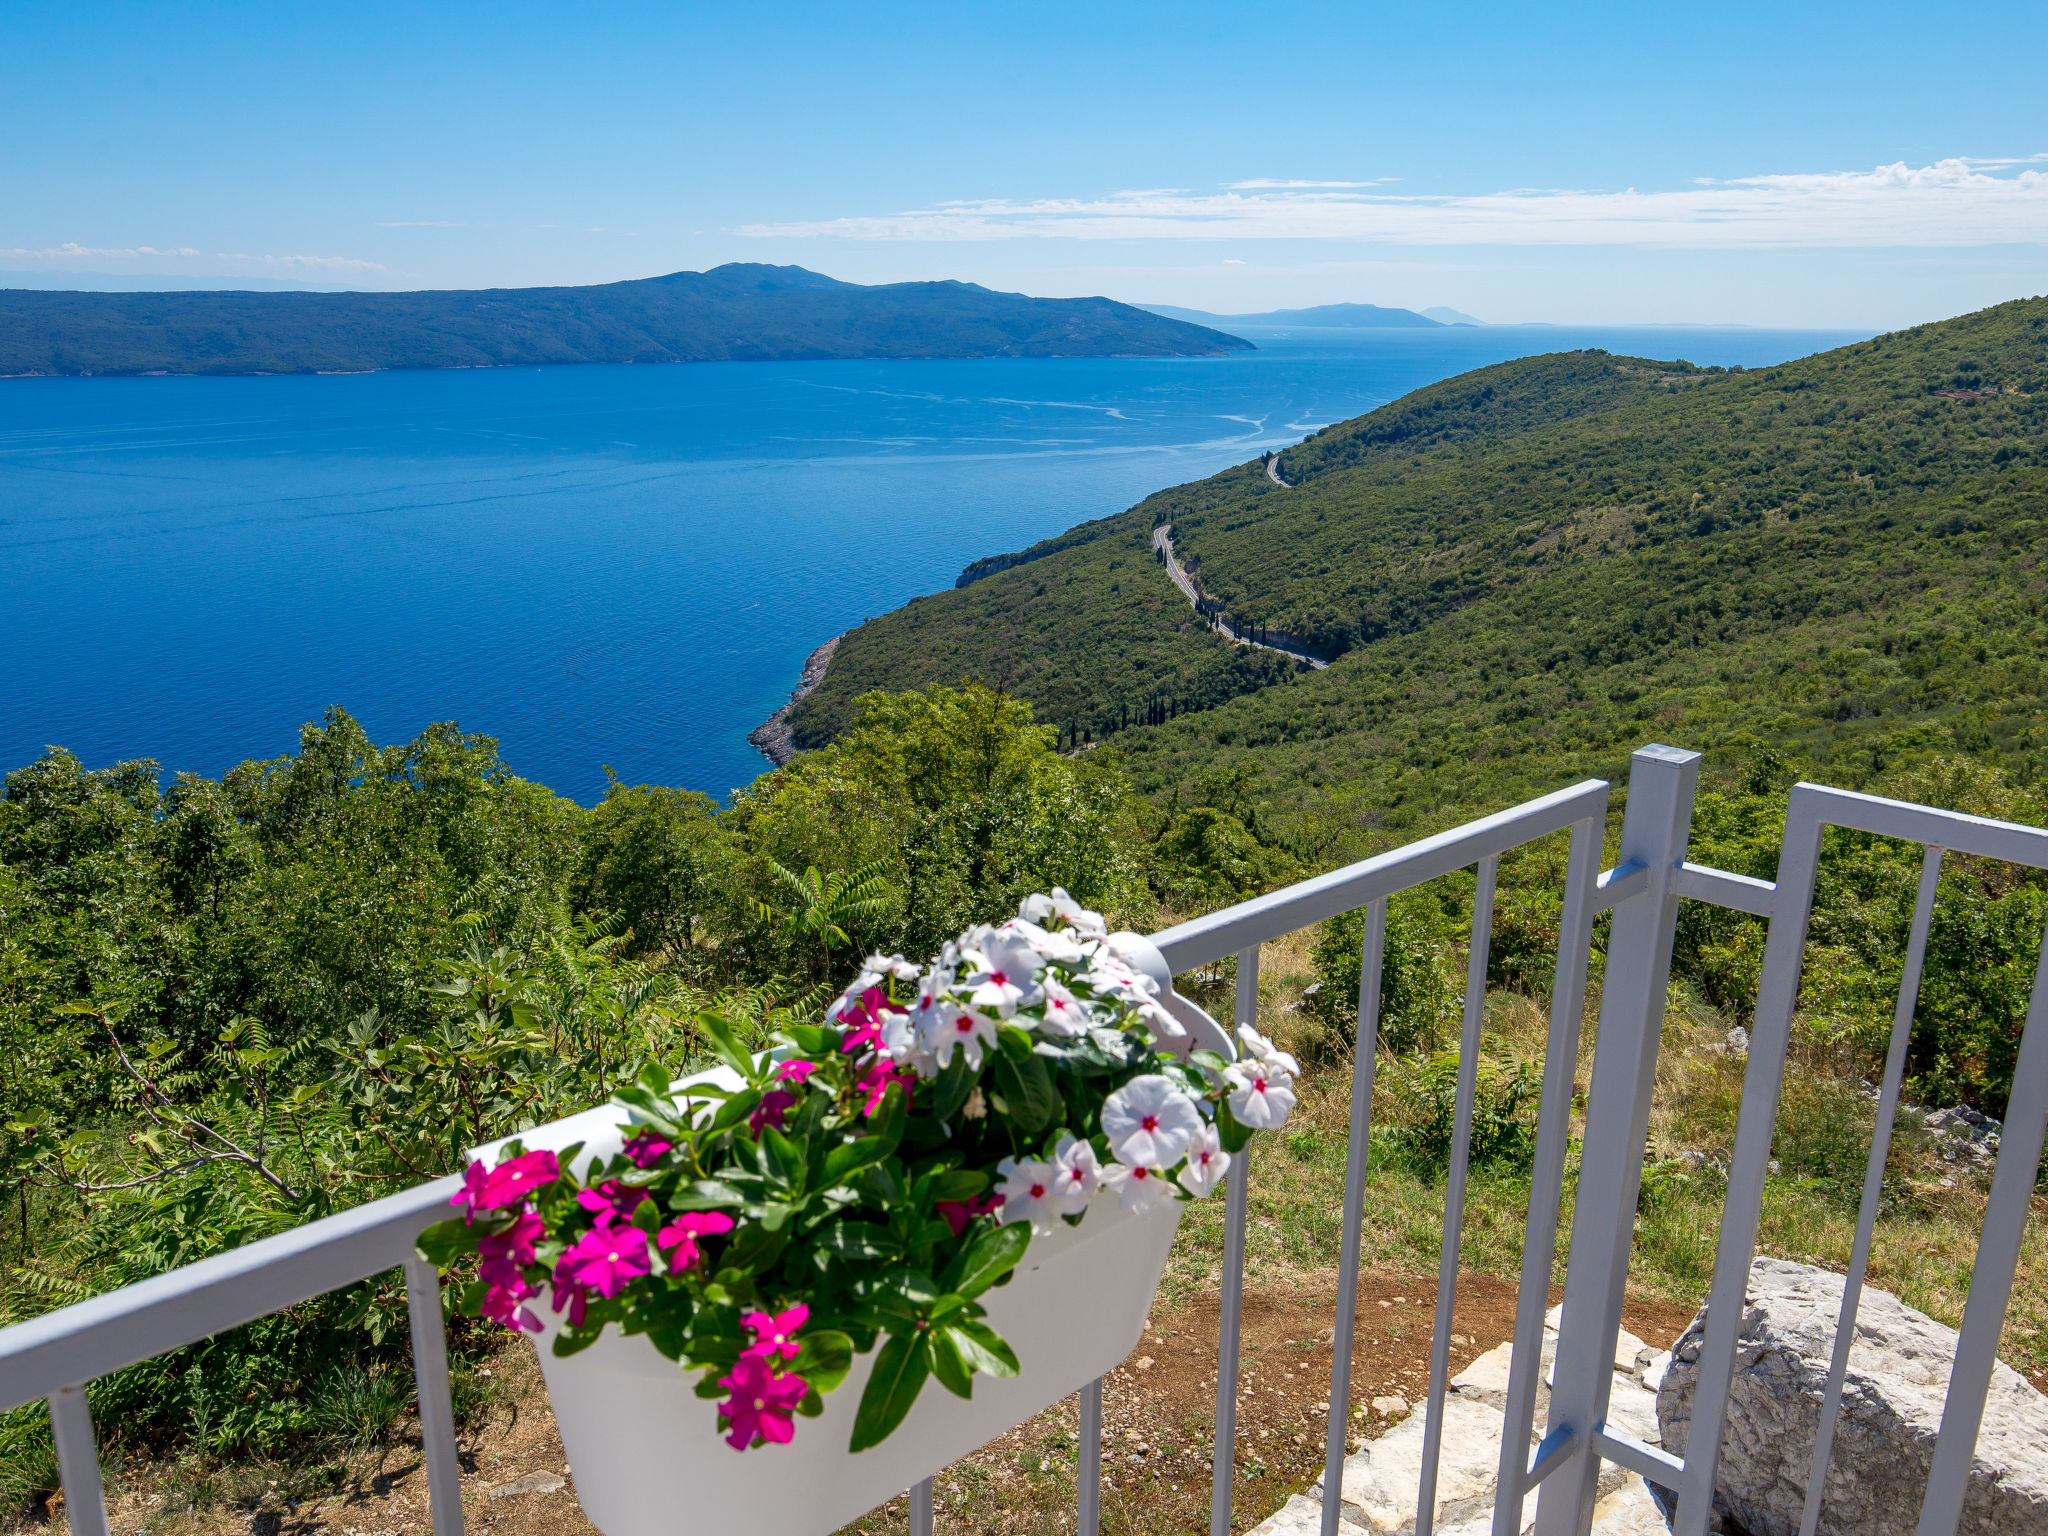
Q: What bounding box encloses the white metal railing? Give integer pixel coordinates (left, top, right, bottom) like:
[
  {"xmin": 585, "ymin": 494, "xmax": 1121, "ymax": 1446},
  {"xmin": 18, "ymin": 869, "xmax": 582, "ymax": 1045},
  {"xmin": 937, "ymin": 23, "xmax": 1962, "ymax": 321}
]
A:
[{"xmin": 3, "ymin": 743, "xmax": 2044, "ymax": 1536}]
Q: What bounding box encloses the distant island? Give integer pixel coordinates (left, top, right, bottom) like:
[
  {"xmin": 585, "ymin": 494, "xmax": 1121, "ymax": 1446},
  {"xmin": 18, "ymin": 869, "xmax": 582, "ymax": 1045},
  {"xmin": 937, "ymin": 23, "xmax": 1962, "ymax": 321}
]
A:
[
  {"xmin": 0, "ymin": 263, "xmax": 1253, "ymax": 377},
  {"xmin": 1139, "ymin": 300, "xmax": 1451, "ymax": 329}
]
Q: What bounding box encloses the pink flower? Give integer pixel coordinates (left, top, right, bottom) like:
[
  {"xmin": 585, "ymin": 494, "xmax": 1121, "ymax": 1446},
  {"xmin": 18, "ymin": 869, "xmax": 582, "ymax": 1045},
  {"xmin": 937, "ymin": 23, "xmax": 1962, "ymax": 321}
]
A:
[
  {"xmin": 559, "ymin": 1224, "xmax": 651, "ymax": 1299},
  {"xmin": 718, "ymin": 1354, "xmax": 808, "ymax": 1451},
  {"xmin": 450, "ymin": 1149, "xmax": 560, "ymax": 1219},
  {"xmin": 622, "ymin": 1131, "xmax": 672, "ymax": 1168},
  {"xmin": 750, "ymin": 1088, "xmax": 797, "ymax": 1134},
  {"xmin": 776, "ymin": 1059, "xmax": 818, "ymax": 1085},
  {"xmin": 854, "ymin": 1059, "xmax": 908, "ymax": 1118},
  {"xmin": 657, "ymin": 1211, "xmax": 735, "ymax": 1272},
  {"xmin": 935, "ymin": 1193, "xmax": 1002, "ymax": 1238},
  {"xmin": 576, "ymin": 1179, "xmax": 649, "ymax": 1227},
  {"xmin": 476, "ymin": 1207, "xmax": 545, "ymax": 1267},
  {"xmin": 742, "ymin": 1302, "xmax": 809, "ymax": 1362},
  {"xmin": 550, "ymin": 1279, "xmax": 589, "ymax": 1328},
  {"xmin": 478, "ymin": 1268, "xmax": 542, "ymax": 1334}
]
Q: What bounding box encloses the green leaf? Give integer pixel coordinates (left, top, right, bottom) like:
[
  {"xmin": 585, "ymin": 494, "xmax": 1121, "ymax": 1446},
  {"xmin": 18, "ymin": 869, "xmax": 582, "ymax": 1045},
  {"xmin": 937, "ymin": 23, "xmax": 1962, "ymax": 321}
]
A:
[
  {"xmin": 696, "ymin": 1011, "xmax": 758, "ymax": 1081},
  {"xmin": 708, "ymin": 1089, "xmax": 762, "ymax": 1136},
  {"xmin": 945, "ymin": 1317, "xmax": 1021, "ymax": 1378},
  {"xmin": 819, "ymin": 1221, "xmax": 893, "ymax": 1260},
  {"xmin": 669, "ymin": 1179, "xmax": 747, "ymax": 1210},
  {"xmin": 791, "ymin": 1328, "xmax": 855, "ymax": 1395},
  {"xmin": 941, "ymin": 1221, "xmax": 1030, "ymax": 1300},
  {"xmin": 1216, "ymin": 1099, "xmax": 1253, "ymax": 1153},
  {"xmin": 932, "ymin": 1050, "xmax": 977, "ymax": 1123},
  {"xmin": 760, "ymin": 1125, "xmax": 805, "ymax": 1190},
  {"xmin": 849, "ymin": 1332, "xmax": 930, "ymax": 1452},
  {"xmin": 929, "ymin": 1328, "xmax": 973, "ymax": 1399},
  {"xmin": 778, "ymin": 1024, "xmax": 836, "ymax": 1055},
  {"xmin": 993, "ymin": 1050, "xmax": 1060, "ymax": 1133},
  {"xmin": 928, "ymin": 1167, "xmax": 989, "ymax": 1202},
  {"xmin": 822, "ymin": 1136, "xmax": 888, "ymax": 1187},
  {"xmin": 551, "ymin": 1330, "xmax": 600, "ymax": 1359},
  {"xmin": 997, "ymin": 1024, "xmax": 1035, "ymax": 1064},
  {"xmin": 413, "ymin": 1217, "xmax": 479, "ymax": 1267}
]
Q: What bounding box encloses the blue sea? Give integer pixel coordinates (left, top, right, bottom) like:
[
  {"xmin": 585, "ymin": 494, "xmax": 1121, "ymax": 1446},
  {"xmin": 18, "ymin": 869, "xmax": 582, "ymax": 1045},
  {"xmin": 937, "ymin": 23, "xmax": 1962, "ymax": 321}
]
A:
[{"xmin": 0, "ymin": 323, "xmax": 1868, "ymax": 802}]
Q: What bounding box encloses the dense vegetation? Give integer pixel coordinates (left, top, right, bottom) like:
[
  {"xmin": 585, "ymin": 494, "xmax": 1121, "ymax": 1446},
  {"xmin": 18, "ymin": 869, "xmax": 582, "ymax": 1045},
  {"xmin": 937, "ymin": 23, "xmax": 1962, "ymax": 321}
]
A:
[{"xmin": 0, "ymin": 264, "xmax": 1249, "ymax": 377}]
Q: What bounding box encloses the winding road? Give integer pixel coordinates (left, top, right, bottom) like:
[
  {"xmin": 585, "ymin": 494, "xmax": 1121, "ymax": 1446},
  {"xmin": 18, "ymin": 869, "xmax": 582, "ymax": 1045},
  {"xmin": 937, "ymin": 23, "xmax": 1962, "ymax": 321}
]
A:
[
  {"xmin": 1150, "ymin": 524, "xmax": 1328, "ymax": 670},
  {"xmin": 1264, "ymin": 452, "xmax": 1292, "ymax": 488}
]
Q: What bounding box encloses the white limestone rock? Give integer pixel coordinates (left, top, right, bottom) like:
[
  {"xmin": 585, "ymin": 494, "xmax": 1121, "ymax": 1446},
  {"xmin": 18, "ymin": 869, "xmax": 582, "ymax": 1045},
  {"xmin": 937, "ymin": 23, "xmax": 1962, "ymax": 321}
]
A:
[{"xmin": 1657, "ymin": 1256, "xmax": 2048, "ymax": 1536}]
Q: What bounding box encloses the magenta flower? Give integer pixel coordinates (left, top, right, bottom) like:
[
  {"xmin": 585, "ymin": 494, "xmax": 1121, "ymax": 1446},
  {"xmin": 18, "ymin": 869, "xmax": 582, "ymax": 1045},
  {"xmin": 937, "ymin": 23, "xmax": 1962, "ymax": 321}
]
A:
[
  {"xmin": 622, "ymin": 1131, "xmax": 672, "ymax": 1168},
  {"xmin": 477, "ymin": 1262, "xmax": 542, "ymax": 1334},
  {"xmin": 559, "ymin": 1224, "xmax": 652, "ymax": 1299},
  {"xmin": 837, "ymin": 987, "xmax": 897, "ymax": 1054},
  {"xmin": 718, "ymin": 1354, "xmax": 808, "ymax": 1450},
  {"xmin": 450, "ymin": 1149, "xmax": 560, "ymax": 1219},
  {"xmin": 854, "ymin": 1059, "xmax": 907, "ymax": 1118},
  {"xmin": 750, "ymin": 1087, "xmax": 797, "ymax": 1133},
  {"xmin": 657, "ymin": 1210, "xmax": 735, "ymax": 1272},
  {"xmin": 576, "ymin": 1179, "xmax": 649, "ymax": 1227},
  {"xmin": 742, "ymin": 1302, "xmax": 809, "ymax": 1362},
  {"xmin": 935, "ymin": 1193, "xmax": 1002, "ymax": 1238},
  {"xmin": 550, "ymin": 1278, "xmax": 589, "ymax": 1328},
  {"xmin": 776, "ymin": 1059, "xmax": 818, "ymax": 1085},
  {"xmin": 477, "ymin": 1207, "xmax": 545, "ymax": 1267}
]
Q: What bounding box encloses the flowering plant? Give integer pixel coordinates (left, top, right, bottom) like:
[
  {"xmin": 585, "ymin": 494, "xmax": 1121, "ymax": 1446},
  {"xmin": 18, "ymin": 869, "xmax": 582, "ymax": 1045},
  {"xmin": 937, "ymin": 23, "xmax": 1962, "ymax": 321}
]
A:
[{"xmin": 417, "ymin": 890, "xmax": 1298, "ymax": 1454}]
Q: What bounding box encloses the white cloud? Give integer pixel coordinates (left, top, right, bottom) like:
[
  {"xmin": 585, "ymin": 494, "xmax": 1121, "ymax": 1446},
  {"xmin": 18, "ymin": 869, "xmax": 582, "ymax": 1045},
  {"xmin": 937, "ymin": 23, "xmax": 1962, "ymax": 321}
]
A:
[
  {"xmin": 0, "ymin": 242, "xmax": 389, "ymax": 274},
  {"xmin": 739, "ymin": 157, "xmax": 2048, "ymax": 248},
  {"xmin": 377, "ymin": 220, "xmax": 465, "ymax": 228}
]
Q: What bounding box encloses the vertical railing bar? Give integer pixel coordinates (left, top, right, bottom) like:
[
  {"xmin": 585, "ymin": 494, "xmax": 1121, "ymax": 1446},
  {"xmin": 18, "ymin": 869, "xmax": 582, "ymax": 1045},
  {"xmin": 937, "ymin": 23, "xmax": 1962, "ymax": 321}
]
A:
[
  {"xmin": 404, "ymin": 1256, "xmax": 467, "ymax": 1536},
  {"xmin": 1669, "ymin": 791, "xmax": 1824, "ymax": 1536},
  {"xmin": 1321, "ymin": 897, "xmax": 1389, "ymax": 1536},
  {"xmin": 1913, "ymin": 926, "xmax": 2048, "ymax": 1536},
  {"xmin": 1491, "ymin": 813, "xmax": 1608, "ymax": 1536},
  {"xmin": 46, "ymin": 1384, "xmax": 110, "ymax": 1536},
  {"xmin": 1209, "ymin": 945, "xmax": 1261, "ymax": 1536},
  {"xmin": 910, "ymin": 1476, "xmax": 935, "ymax": 1536},
  {"xmin": 1415, "ymin": 855, "xmax": 1499, "ymax": 1536},
  {"xmin": 1797, "ymin": 846, "xmax": 1943, "ymax": 1536},
  {"xmin": 1078, "ymin": 1376, "xmax": 1103, "ymax": 1536}
]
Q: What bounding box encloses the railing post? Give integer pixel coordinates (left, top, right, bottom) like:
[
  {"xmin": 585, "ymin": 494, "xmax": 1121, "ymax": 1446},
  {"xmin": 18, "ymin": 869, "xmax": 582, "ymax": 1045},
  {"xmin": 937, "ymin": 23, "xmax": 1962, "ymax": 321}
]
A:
[
  {"xmin": 1209, "ymin": 945, "xmax": 1260, "ymax": 1536},
  {"xmin": 1533, "ymin": 745, "xmax": 1699, "ymax": 1536},
  {"xmin": 909, "ymin": 1476, "xmax": 935, "ymax": 1536},
  {"xmin": 1078, "ymin": 1376, "xmax": 1103, "ymax": 1536},
  {"xmin": 47, "ymin": 1384, "xmax": 109, "ymax": 1536},
  {"xmin": 405, "ymin": 1256, "xmax": 467, "ymax": 1536}
]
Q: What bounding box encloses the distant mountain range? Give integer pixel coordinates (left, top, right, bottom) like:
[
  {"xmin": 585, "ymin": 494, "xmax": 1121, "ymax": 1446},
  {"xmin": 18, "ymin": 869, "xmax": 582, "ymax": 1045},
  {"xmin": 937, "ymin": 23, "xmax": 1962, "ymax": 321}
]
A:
[
  {"xmin": 1139, "ymin": 301, "xmax": 1466, "ymax": 330},
  {"xmin": 0, "ymin": 264, "xmax": 1253, "ymax": 377}
]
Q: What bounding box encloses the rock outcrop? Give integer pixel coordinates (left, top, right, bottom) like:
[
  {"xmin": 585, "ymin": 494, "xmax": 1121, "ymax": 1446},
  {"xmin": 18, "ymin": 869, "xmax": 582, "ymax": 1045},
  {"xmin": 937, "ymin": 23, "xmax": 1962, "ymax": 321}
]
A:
[
  {"xmin": 1249, "ymin": 1307, "xmax": 1669, "ymax": 1536},
  {"xmin": 1656, "ymin": 1256, "xmax": 2048, "ymax": 1536}
]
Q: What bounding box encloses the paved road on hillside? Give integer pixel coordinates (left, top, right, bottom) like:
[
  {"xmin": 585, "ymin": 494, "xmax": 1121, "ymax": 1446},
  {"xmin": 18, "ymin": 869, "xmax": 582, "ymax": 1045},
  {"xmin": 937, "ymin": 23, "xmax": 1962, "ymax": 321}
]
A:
[{"xmin": 1150, "ymin": 524, "xmax": 1328, "ymax": 670}]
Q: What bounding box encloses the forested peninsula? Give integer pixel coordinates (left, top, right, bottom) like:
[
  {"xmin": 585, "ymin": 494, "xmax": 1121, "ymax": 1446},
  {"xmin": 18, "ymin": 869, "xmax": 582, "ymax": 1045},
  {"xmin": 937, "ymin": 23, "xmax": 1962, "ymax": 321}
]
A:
[
  {"xmin": 792, "ymin": 297, "xmax": 2048, "ymax": 829},
  {"xmin": 0, "ymin": 263, "xmax": 1251, "ymax": 377}
]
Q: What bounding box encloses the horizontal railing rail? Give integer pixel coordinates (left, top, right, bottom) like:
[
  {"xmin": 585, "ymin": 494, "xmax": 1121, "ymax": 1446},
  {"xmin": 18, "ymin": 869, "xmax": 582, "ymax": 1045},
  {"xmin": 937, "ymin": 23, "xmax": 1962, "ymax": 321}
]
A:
[{"xmin": 4, "ymin": 744, "xmax": 2042, "ymax": 1536}]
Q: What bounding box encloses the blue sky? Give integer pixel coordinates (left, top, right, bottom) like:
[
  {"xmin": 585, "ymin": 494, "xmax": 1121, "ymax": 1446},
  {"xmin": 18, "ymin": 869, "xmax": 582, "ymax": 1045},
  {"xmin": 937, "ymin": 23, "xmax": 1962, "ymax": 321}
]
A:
[{"xmin": 4, "ymin": 0, "xmax": 2045, "ymax": 326}]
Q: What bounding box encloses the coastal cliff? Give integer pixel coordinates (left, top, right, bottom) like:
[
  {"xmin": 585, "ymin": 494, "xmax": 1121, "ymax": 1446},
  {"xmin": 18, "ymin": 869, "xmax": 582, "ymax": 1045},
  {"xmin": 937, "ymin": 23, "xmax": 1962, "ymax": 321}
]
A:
[{"xmin": 747, "ymin": 634, "xmax": 841, "ymax": 766}]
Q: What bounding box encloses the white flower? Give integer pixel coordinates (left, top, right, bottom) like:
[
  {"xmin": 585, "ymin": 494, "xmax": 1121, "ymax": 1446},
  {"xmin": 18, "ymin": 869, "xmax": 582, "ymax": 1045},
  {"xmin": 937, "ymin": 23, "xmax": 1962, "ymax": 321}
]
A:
[
  {"xmin": 1176, "ymin": 1122, "xmax": 1230, "ymax": 1198},
  {"xmin": 928, "ymin": 1005, "xmax": 1000, "ymax": 1071},
  {"xmin": 1139, "ymin": 996, "xmax": 1186, "ymax": 1039},
  {"xmin": 911, "ymin": 968, "xmax": 958, "ymax": 1036},
  {"xmin": 1018, "ymin": 892, "xmax": 1056, "ymax": 925},
  {"xmin": 1225, "ymin": 1063, "xmax": 1298, "ymax": 1129},
  {"xmin": 1036, "ymin": 977, "xmax": 1092, "ymax": 1037},
  {"xmin": 879, "ymin": 1006, "xmax": 933, "ymax": 1075},
  {"xmin": 1102, "ymin": 1158, "xmax": 1174, "ymax": 1214},
  {"xmin": 1050, "ymin": 1135, "xmax": 1101, "ymax": 1215},
  {"xmin": 1086, "ymin": 954, "xmax": 1158, "ymax": 1008},
  {"xmin": 1049, "ymin": 887, "xmax": 1107, "ymax": 938},
  {"xmin": 1005, "ymin": 918, "xmax": 1089, "ymax": 965},
  {"xmin": 996, "ymin": 1155, "xmax": 1061, "ymax": 1235},
  {"xmin": 1101, "ymin": 1074, "xmax": 1203, "ymax": 1166},
  {"xmin": 966, "ymin": 930, "xmax": 1045, "ymax": 1017},
  {"xmin": 1237, "ymin": 1024, "xmax": 1301, "ymax": 1081}
]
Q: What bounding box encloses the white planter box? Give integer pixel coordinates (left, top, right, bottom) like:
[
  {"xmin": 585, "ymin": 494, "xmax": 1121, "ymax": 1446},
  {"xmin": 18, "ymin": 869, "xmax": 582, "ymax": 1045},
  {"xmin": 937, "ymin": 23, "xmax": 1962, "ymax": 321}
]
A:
[{"xmin": 480, "ymin": 1097, "xmax": 1184, "ymax": 1536}]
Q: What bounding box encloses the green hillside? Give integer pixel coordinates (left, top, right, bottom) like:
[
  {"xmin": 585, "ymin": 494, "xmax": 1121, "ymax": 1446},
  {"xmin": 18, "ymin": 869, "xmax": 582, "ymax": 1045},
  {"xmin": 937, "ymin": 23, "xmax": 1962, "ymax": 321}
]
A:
[
  {"xmin": 0, "ymin": 263, "xmax": 1250, "ymax": 376},
  {"xmin": 791, "ymin": 298, "xmax": 2048, "ymax": 843}
]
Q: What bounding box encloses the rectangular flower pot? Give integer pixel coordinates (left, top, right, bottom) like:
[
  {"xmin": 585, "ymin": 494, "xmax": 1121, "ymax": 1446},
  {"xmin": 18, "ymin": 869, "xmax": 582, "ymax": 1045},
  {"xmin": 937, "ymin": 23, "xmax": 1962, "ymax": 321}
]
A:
[{"xmin": 482, "ymin": 1099, "xmax": 1185, "ymax": 1536}]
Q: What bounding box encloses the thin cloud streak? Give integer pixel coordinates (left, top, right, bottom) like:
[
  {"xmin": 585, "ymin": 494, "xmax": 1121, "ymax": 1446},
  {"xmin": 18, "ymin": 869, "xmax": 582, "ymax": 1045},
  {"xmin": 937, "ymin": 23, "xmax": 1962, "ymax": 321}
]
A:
[
  {"xmin": 0, "ymin": 242, "xmax": 390, "ymax": 273},
  {"xmin": 741, "ymin": 158, "xmax": 2048, "ymax": 248}
]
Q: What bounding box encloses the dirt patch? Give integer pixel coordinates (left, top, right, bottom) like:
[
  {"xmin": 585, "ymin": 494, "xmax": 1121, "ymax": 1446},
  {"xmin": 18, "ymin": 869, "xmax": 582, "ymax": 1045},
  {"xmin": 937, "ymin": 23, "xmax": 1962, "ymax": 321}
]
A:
[{"xmin": 87, "ymin": 1271, "xmax": 1691, "ymax": 1536}]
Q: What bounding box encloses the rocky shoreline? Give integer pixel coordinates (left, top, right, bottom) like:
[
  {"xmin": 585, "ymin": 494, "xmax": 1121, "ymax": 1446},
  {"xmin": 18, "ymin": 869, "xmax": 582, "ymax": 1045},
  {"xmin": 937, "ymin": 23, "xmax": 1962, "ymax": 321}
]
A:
[{"xmin": 747, "ymin": 633, "xmax": 841, "ymax": 766}]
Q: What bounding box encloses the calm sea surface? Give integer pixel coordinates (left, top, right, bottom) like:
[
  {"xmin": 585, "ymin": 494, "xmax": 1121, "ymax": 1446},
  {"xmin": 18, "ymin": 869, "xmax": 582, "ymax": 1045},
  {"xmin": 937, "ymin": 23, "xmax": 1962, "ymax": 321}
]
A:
[{"xmin": 0, "ymin": 323, "xmax": 1867, "ymax": 801}]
